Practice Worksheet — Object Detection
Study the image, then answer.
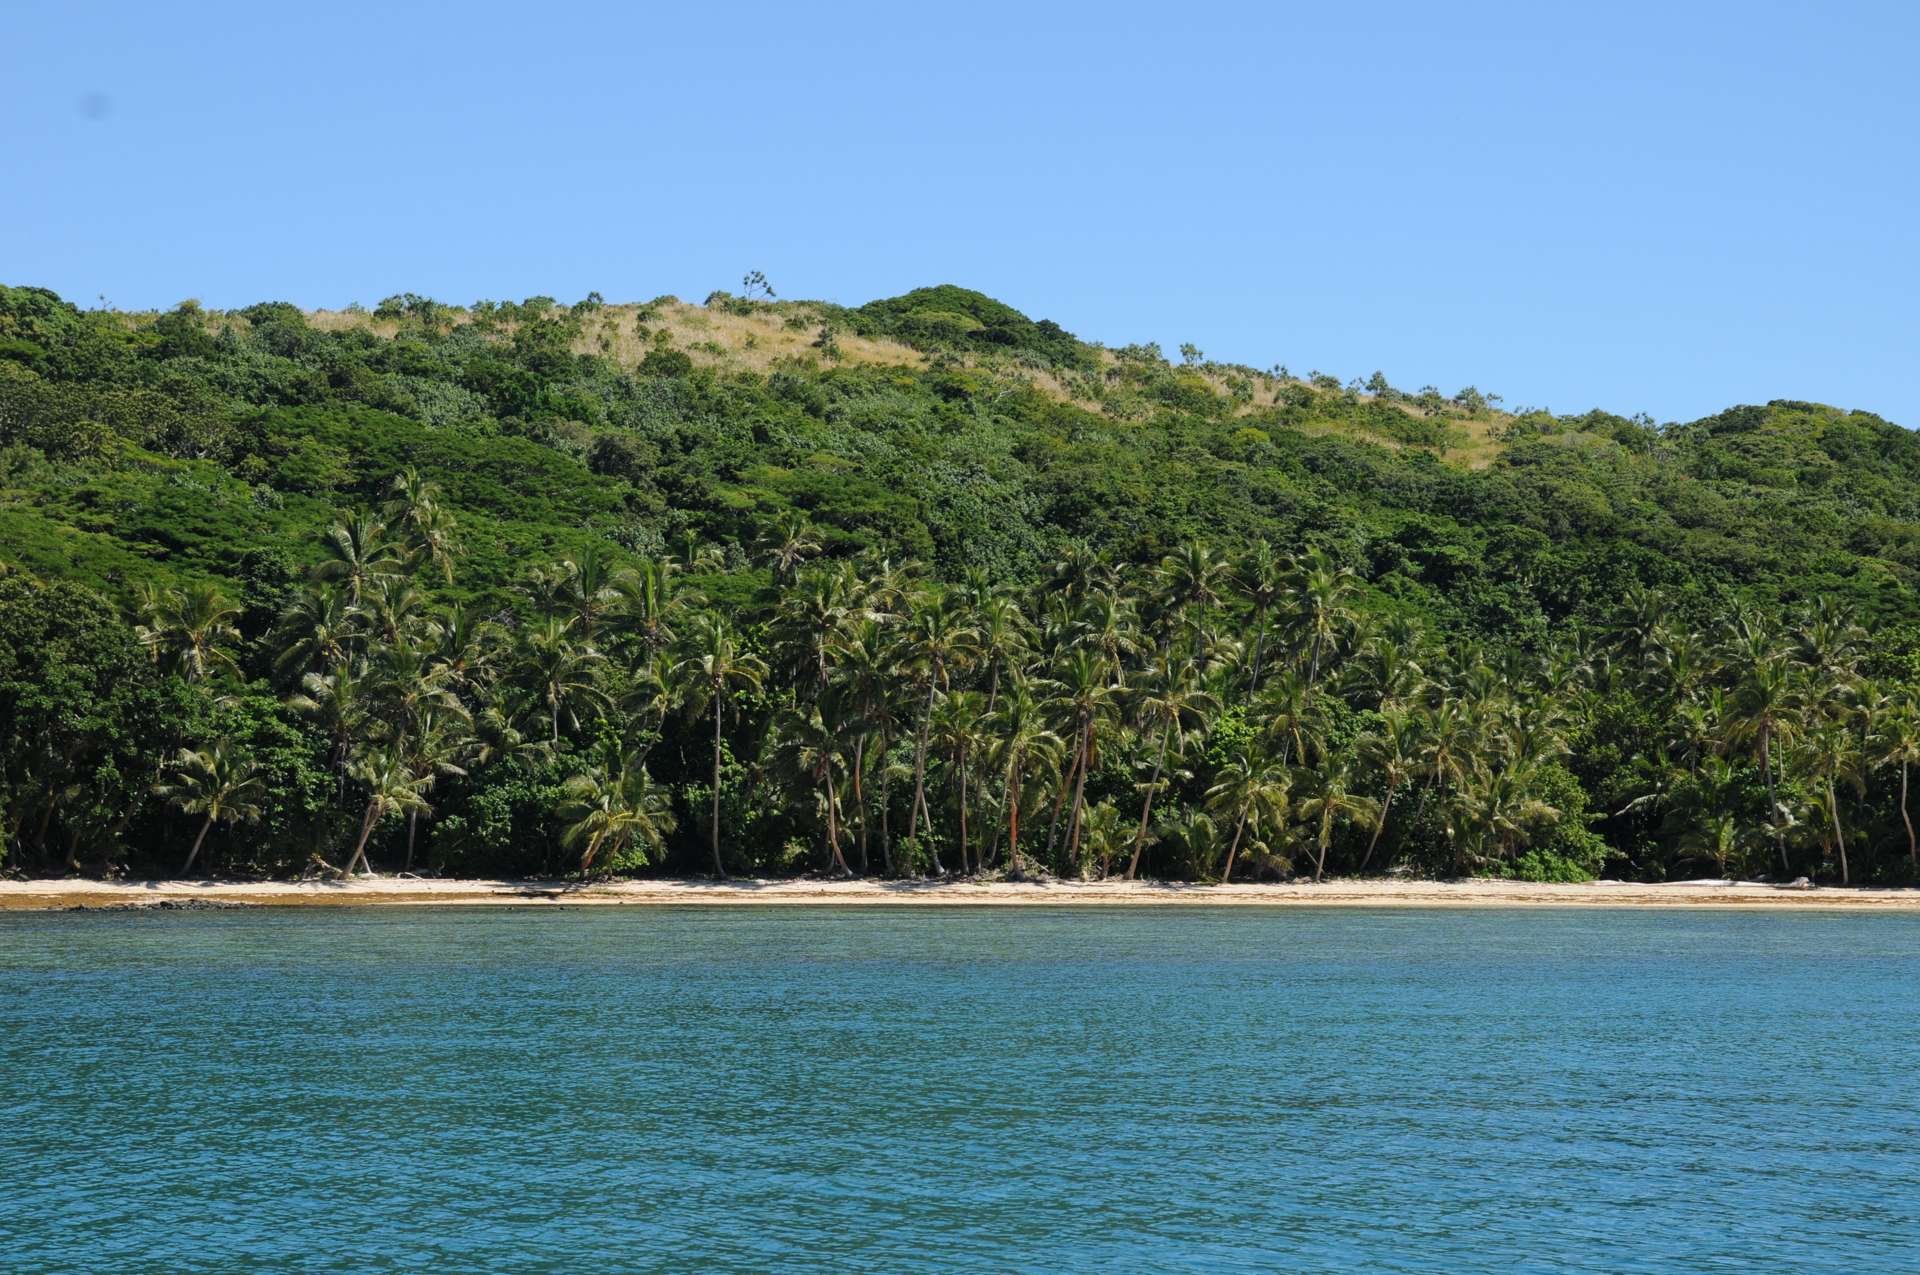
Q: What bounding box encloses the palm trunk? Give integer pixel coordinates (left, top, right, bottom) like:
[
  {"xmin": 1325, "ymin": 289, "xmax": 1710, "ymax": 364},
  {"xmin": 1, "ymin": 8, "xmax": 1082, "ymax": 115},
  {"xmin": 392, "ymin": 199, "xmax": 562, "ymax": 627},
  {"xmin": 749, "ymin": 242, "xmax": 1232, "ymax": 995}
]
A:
[
  {"xmin": 343, "ymin": 801, "xmax": 378, "ymax": 878},
  {"xmin": 1762, "ymin": 727, "xmax": 1787, "ymax": 876},
  {"xmin": 1902, "ymin": 761, "xmax": 1916, "ymax": 871},
  {"xmin": 1360, "ymin": 777, "xmax": 1398, "ymax": 873},
  {"xmin": 956, "ymin": 751, "xmax": 970, "ymax": 874},
  {"xmin": 853, "ymin": 735, "xmax": 869, "ymax": 873},
  {"xmin": 1248, "ymin": 604, "xmax": 1268, "ymax": 693},
  {"xmin": 180, "ymin": 813, "xmax": 214, "ymax": 877},
  {"xmin": 1125, "ymin": 726, "xmax": 1172, "ymax": 880},
  {"xmin": 1044, "ymin": 733, "xmax": 1082, "ymax": 864},
  {"xmin": 911, "ymin": 682, "xmax": 935, "ymax": 843},
  {"xmin": 404, "ymin": 809, "xmax": 418, "ymax": 873},
  {"xmin": 1828, "ymin": 779, "xmax": 1848, "ymax": 885},
  {"xmin": 1006, "ymin": 763, "xmax": 1023, "ymax": 875},
  {"xmin": 1065, "ymin": 723, "xmax": 1093, "ymax": 869},
  {"xmin": 1222, "ymin": 806, "xmax": 1249, "ymax": 883},
  {"xmin": 710, "ymin": 694, "xmax": 726, "ymax": 878}
]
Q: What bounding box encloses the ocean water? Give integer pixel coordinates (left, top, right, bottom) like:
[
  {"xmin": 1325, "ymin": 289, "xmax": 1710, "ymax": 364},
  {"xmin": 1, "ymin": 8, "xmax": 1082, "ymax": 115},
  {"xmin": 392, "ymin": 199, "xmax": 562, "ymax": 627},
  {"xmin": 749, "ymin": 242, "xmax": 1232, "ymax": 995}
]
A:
[{"xmin": 2, "ymin": 907, "xmax": 1917, "ymax": 1273}]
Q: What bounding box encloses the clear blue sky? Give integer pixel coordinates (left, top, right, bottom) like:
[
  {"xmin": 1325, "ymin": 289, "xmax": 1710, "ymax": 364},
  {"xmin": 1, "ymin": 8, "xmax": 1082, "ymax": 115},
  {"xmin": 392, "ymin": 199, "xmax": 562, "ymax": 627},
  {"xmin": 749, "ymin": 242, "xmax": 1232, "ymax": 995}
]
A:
[{"xmin": 5, "ymin": 1, "xmax": 1917, "ymax": 424}]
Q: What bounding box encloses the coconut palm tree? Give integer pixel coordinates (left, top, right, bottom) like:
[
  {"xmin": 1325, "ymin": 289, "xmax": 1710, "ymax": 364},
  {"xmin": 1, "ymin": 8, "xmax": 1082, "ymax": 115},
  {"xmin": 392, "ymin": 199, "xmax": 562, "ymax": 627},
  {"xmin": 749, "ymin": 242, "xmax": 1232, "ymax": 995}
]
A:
[
  {"xmin": 340, "ymin": 747, "xmax": 431, "ymax": 878},
  {"xmin": 1805, "ymin": 722, "xmax": 1861, "ymax": 884},
  {"xmin": 383, "ymin": 468, "xmax": 457, "ymax": 583},
  {"xmin": 1355, "ymin": 709, "xmax": 1423, "ymax": 872},
  {"xmin": 1204, "ymin": 745, "xmax": 1290, "ymax": 883},
  {"xmin": 1291, "ymin": 548, "xmax": 1360, "ymax": 689},
  {"xmin": 756, "ymin": 511, "xmax": 824, "ymax": 584},
  {"xmin": 1291, "ymin": 762, "xmax": 1378, "ymax": 883},
  {"xmin": 1723, "ymin": 618, "xmax": 1803, "ymax": 875},
  {"xmin": 1876, "ymin": 694, "xmax": 1920, "ymax": 871},
  {"xmin": 1125, "ymin": 659, "xmax": 1218, "ymax": 880},
  {"xmin": 985, "ymin": 679, "xmax": 1063, "ymax": 876},
  {"xmin": 929, "ymin": 690, "xmax": 989, "ymax": 874},
  {"xmin": 396, "ymin": 705, "xmax": 472, "ymax": 872},
  {"xmin": 153, "ymin": 741, "xmax": 267, "ymax": 876},
  {"xmin": 673, "ymin": 615, "xmax": 767, "ymax": 879},
  {"xmin": 900, "ymin": 590, "xmax": 979, "ymax": 858},
  {"xmin": 273, "ymin": 587, "xmax": 362, "ymax": 680},
  {"xmin": 558, "ymin": 752, "xmax": 675, "ymax": 874},
  {"xmin": 1234, "ymin": 540, "xmax": 1291, "ymax": 693},
  {"xmin": 312, "ymin": 510, "xmax": 403, "ymax": 604},
  {"xmin": 774, "ymin": 706, "xmax": 853, "ymax": 876},
  {"xmin": 135, "ymin": 583, "xmax": 242, "ymax": 683},
  {"xmin": 518, "ymin": 615, "xmax": 609, "ymax": 743}
]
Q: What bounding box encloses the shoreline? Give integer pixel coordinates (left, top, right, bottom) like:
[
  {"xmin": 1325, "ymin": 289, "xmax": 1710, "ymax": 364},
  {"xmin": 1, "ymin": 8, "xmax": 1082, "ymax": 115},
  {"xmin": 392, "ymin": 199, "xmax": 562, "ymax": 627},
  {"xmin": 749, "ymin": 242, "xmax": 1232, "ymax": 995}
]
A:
[{"xmin": 4, "ymin": 876, "xmax": 1920, "ymax": 911}]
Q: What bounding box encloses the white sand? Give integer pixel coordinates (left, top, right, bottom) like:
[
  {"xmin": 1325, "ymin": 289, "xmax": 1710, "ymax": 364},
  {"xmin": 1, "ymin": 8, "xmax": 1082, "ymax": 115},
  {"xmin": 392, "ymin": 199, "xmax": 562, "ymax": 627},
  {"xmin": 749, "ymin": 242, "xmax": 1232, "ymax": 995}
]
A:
[{"xmin": 4, "ymin": 876, "xmax": 1918, "ymax": 910}]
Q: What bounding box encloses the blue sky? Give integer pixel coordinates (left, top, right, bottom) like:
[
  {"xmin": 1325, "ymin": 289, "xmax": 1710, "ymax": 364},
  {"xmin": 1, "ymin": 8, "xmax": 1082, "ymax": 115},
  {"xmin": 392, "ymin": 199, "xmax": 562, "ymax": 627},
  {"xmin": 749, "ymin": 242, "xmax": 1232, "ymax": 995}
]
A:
[{"xmin": 4, "ymin": 1, "xmax": 1916, "ymax": 424}]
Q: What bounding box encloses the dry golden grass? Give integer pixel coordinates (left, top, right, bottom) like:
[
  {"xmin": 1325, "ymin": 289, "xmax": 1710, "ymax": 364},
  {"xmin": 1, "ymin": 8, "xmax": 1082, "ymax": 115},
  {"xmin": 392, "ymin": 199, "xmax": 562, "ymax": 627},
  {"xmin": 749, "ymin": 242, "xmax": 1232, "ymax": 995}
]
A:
[{"xmin": 190, "ymin": 297, "xmax": 1514, "ymax": 467}]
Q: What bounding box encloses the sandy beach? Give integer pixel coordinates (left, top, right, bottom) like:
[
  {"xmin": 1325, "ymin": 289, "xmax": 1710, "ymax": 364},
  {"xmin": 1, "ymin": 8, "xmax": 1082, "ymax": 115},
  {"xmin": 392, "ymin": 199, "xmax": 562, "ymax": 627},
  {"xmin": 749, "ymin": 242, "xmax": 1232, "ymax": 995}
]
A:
[{"xmin": 4, "ymin": 876, "xmax": 1920, "ymax": 910}]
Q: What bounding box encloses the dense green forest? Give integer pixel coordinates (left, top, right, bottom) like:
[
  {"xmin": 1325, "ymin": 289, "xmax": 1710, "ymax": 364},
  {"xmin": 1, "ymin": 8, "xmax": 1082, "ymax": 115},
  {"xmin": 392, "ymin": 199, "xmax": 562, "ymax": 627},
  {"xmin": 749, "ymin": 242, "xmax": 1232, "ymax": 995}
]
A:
[{"xmin": 5, "ymin": 280, "xmax": 1920, "ymax": 884}]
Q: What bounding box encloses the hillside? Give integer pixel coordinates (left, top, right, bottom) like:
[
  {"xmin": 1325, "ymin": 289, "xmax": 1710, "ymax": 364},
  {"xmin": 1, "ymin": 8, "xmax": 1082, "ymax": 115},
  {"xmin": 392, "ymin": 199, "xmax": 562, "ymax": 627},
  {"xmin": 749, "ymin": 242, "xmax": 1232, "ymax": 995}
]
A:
[{"xmin": 4, "ymin": 281, "xmax": 1920, "ymax": 887}]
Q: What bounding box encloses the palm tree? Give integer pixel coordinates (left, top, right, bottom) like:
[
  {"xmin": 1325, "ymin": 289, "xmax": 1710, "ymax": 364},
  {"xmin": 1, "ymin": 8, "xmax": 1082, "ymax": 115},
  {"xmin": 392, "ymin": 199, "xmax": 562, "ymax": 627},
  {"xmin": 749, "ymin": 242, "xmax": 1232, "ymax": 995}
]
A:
[
  {"xmin": 929, "ymin": 690, "xmax": 988, "ymax": 874},
  {"xmin": 1052, "ymin": 648, "xmax": 1123, "ymax": 867},
  {"xmin": 153, "ymin": 742, "xmax": 266, "ymax": 876},
  {"xmin": 615, "ymin": 555, "xmax": 695, "ymax": 658},
  {"xmin": 1125, "ymin": 659, "xmax": 1218, "ymax": 880},
  {"xmin": 673, "ymin": 616, "xmax": 767, "ymax": 878},
  {"xmin": 312, "ymin": 510, "xmax": 402, "ymax": 603},
  {"xmin": 1292, "ymin": 548, "xmax": 1360, "ymax": 689},
  {"xmin": 1355, "ymin": 709, "xmax": 1422, "ymax": 872},
  {"xmin": 900, "ymin": 591, "xmax": 979, "ymax": 861},
  {"xmin": 519, "ymin": 615, "xmax": 609, "ymax": 743},
  {"xmin": 1723, "ymin": 620, "xmax": 1803, "ymax": 875},
  {"xmin": 1876, "ymin": 694, "xmax": 1920, "ymax": 871},
  {"xmin": 555, "ymin": 546, "xmax": 633, "ymax": 639},
  {"xmin": 1806, "ymin": 722, "xmax": 1860, "ymax": 884},
  {"xmin": 273, "ymin": 587, "xmax": 362, "ymax": 680},
  {"xmin": 986, "ymin": 679, "xmax": 1063, "ymax": 876},
  {"xmin": 1453, "ymin": 765, "xmax": 1557, "ymax": 875},
  {"xmin": 341, "ymin": 747, "xmax": 431, "ymax": 878},
  {"xmin": 1291, "ymin": 763, "xmax": 1377, "ymax": 883},
  {"xmin": 558, "ymin": 753, "xmax": 675, "ymax": 874},
  {"xmin": 1204, "ymin": 745, "xmax": 1289, "ymax": 883},
  {"xmin": 383, "ymin": 468, "xmax": 457, "ymax": 583},
  {"xmin": 756, "ymin": 511, "xmax": 824, "ymax": 584},
  {"xmin": 1234, "ymin": 540, "xmax": 1291, "ymax": 692},
  {"xmin": 827, "ymin": 618, "xmax": 898, "ymax": 873},
  {"xmin": 774, "ymin": 707, "xmax": 853, "ymax": 876},
  {"xmin": 396, "ymin": 706, "xmax": 471, "ymax": 872},
  {"xmin": 135, "ymin": 583, "xmax": 242, "ymax": 682}
]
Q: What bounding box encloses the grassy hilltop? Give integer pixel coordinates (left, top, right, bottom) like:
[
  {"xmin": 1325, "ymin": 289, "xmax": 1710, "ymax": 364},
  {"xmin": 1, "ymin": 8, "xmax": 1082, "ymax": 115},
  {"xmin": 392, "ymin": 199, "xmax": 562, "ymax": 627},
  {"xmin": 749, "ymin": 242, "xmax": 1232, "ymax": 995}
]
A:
[{"xmin": 3, "ymin": 280, "xmax": 1920, "ymax": 885}]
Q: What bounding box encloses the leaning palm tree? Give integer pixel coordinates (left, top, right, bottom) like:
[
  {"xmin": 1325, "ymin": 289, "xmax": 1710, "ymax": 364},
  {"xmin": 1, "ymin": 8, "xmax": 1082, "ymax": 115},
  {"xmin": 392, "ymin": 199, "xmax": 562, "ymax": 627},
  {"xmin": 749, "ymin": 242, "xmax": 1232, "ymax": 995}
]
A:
[
  {"xmin": 340, "ymin": 747, "xmax": 431, "ymax": 878},
  {"xmin": 153, "ymin": 741, "xmax": 267, "ymax": 876},
  {"xmin": 1291, "ymin": 762, "xmax": 1378, "ymax": 883},
  {"xmin": 1204, "ymin": 745, "xmax": 1289, "ymax": 883},
  {"xmin": 673, "ymin": 615, "xmax": 768, "ymax": 878},
  {"xmin": 396, "ymin": 706, "xmax": 472, "ymax": 873},
  {"xmin": 558, "ymin": 753, "xmax": 676, "ymax": 874}
]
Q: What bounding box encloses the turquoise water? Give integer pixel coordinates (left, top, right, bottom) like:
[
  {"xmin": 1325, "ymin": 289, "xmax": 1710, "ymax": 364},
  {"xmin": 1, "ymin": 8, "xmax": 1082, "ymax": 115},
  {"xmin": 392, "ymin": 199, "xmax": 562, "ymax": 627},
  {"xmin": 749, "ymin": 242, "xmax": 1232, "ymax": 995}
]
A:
[{"xmin": 2, "ymin": 908, "xmax": 1917, "ymax": 1273}]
